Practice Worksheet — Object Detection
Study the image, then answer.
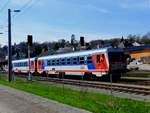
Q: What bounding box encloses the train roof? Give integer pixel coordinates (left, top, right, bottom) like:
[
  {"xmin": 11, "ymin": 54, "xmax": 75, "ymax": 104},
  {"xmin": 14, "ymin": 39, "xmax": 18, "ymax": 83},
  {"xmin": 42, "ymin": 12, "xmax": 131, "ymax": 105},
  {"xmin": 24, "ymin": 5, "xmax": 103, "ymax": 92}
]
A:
[
  {"xmin": 38, "ymin": 48, "xmax": 123, "ymax": 60},
  {"xmin": 12, "ymin": 58, "xmax": 35, "ymax": 63},
  {"xmin": 12, "ymin": 48, "xmax": 123, "ymax": 62}
]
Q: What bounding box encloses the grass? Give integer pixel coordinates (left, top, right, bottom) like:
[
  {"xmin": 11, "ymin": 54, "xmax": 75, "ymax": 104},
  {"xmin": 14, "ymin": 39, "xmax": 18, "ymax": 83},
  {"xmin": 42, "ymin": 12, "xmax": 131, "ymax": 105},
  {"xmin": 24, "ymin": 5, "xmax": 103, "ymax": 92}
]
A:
[
  {"xmin": 123, "ymin": 70, "xmax": 150, "ymax": 77},
  {"xmin": 0, "ymin": 76, "xmax": 150, "ymax": 113}
]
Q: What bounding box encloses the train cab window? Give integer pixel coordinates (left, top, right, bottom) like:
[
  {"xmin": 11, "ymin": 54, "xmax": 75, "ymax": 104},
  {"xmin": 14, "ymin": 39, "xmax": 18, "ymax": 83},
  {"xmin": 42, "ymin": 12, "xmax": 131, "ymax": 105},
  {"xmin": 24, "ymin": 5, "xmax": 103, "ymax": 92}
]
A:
[
  {"xmin": 97, "ymin": 55, "xmax": 101, "ymax": 64},
  {"xmin": 47, "ymin": 60, "xmax": 51, "ymax": 66},
  {"xmin": 87, "ymin": 56, "xmax": 92, "ymax": 64},
  {"xmin": 67, "ymin": 58, "xmax": 71, "ymax": 65},
  {"xmin": 80, "ymin": 56, "xmax": 84, "ymax": 64}
]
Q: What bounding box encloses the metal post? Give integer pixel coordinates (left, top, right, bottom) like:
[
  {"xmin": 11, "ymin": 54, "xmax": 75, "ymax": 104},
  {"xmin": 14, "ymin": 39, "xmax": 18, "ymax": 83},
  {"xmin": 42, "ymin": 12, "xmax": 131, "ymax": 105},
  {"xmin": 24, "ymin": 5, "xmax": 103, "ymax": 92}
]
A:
[
  {"xmin": 8, "ymin": 9, "xmax": 13, "ymax": 82},
  {"xmin": 28, "ymin": 45, "xmax": 32, "ymax": 80},
  {"xmin": 110, "ymin": 73, "xmax": 113, "ymax": 95}
]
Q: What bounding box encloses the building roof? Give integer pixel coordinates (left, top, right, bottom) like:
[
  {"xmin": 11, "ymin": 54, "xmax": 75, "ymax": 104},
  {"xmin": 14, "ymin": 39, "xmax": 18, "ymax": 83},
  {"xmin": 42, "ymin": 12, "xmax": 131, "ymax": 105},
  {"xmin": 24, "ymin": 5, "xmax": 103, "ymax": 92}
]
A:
[{"xmin": 124, "ymin": 45, "xmax": 150, "ymax": 52}]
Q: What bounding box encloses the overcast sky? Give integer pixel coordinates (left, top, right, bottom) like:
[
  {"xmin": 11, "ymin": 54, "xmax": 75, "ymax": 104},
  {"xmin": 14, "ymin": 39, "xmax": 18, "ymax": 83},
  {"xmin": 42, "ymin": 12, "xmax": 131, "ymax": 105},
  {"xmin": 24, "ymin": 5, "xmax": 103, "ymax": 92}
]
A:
[{"xmin": 1, "ymin": 0, "xmax": 150, "ymax": 45}]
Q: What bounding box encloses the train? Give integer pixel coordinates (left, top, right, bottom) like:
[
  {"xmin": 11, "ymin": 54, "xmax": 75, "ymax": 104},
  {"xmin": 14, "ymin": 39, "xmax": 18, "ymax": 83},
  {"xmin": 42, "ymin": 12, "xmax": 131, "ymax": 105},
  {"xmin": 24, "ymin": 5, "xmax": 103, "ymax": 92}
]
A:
[{"xmin": 12, "ymin": 48, "xmax": 127, "ymax": 81}]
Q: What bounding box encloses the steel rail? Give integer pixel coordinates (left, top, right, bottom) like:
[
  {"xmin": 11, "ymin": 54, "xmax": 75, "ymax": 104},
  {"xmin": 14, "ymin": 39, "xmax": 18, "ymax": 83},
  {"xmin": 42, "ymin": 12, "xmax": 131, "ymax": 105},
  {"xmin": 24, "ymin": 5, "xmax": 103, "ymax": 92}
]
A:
[{"xmin": 34, "ymin": 77, "xmax": 150, "ymax": 95}]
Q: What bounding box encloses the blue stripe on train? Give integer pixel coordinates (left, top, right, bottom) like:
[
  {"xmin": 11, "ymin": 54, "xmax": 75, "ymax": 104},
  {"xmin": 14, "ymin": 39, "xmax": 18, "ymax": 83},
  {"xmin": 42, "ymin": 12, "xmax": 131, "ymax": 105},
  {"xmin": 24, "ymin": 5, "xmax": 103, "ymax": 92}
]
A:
[{"xmin": 87, "ymin": 64, "xmax": 96, "ymax": 70}]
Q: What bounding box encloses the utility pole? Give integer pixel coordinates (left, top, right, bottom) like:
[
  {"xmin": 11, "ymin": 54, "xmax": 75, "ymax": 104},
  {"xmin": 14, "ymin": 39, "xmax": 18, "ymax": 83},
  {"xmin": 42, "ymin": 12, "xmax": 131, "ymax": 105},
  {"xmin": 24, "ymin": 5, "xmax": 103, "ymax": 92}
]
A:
[
  {"xmin": 28, "ymin": 44, "xmax": 31, "ymax": 80},
  {"xmin": 8, "ymin": 9, "xmax": 12, "ymax": 82},
  {"xmin": 8, "ymin": 9, "xmax": 20, "ymax": 82}
]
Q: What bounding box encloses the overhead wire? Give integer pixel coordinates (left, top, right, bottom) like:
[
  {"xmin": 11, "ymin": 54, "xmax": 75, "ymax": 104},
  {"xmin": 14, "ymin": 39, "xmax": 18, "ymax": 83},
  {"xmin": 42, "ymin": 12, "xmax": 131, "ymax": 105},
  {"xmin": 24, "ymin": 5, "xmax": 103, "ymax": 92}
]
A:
[
  {"xmin": 12, "ymin": 0, "xmax": 34, "ymax": 18},
  {"xmin": 0, "ymin": 0, "xmax": 35, "ymax": 27},
  {"xmin": 0, "ymin": 0, "xmax": 41, "ymax": 33},
  {"xmin": 12, "ymin": 0, "xmax": 42, "ymax": 20},
  {"xmin": 0, "ymin": 0, "xmax": 10, "ymax": 13},
  {"xmin": 0, "ymin": 0, "xmax": 10, "ymax": 29}
]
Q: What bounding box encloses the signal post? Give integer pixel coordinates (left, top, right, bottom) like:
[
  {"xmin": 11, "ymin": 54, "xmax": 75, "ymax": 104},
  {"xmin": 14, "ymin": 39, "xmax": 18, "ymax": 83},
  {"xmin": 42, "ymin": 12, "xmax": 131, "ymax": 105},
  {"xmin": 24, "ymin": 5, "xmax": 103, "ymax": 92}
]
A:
[{"xmin": 27, "ymin": 35, "xmax": 33, "ymax": 81}]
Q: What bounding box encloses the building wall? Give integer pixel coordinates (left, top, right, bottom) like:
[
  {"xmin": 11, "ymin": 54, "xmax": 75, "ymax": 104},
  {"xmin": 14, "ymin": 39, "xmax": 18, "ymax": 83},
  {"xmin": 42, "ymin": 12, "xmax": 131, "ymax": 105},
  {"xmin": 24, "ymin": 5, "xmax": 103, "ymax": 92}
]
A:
[
  {"xmin": 126, "ymin": 49, "xmax": 150, "ymax": 64},
  {"xmin": 130, "ymin": 50, "xmax": 150, "ymax": 59}
]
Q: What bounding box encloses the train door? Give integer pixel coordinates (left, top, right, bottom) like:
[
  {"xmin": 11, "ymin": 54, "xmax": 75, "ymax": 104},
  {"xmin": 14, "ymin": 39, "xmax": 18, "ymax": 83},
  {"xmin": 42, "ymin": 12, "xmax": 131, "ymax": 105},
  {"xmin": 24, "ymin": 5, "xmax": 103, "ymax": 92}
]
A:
[
  {"xmin": 35, "ymin": 58, "xmax": 38, "ymax": 73},
  {"xmin": 93, "ymin": 53, "xmax": 108, "ymax": 71},
  {"xmin": 38, "ymin": 60, "xmax": 43, "ymax": 73},
  {"xmin": 31, "ymin": 60, "xmax": 34, "ymax": 72}
]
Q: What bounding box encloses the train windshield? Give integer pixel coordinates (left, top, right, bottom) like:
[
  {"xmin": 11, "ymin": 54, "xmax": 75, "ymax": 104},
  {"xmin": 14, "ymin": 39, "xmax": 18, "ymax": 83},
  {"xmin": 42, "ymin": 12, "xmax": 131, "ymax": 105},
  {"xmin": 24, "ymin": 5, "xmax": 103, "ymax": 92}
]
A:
[{"xmin": 108, "ymin": 52, "xmax": 126, "ymax": 62}]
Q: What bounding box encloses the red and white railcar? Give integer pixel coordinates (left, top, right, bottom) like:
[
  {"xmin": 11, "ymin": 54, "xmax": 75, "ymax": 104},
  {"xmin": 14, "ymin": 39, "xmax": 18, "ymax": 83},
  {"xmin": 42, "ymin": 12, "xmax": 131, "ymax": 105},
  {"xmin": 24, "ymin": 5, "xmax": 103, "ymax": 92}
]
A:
[{"xmin": 12, "ymin": 48, "xmax": 127, "ymax": 80}]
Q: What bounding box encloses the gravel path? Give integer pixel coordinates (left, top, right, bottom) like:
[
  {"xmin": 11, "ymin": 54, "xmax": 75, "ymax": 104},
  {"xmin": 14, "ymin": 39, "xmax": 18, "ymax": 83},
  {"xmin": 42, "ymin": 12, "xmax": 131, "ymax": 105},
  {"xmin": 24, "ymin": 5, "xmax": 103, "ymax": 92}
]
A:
[{"xmin": 0, "ymin": 85, "xmax": 91, "ymax": 113}]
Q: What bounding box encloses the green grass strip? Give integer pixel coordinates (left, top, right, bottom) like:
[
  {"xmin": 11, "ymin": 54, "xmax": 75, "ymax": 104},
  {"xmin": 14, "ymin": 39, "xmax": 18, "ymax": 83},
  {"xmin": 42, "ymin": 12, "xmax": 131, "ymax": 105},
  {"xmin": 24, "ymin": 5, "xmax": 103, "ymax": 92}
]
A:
[{"xmin": 0, "ymin": 77, "xmax": 149, "ymax": 113}]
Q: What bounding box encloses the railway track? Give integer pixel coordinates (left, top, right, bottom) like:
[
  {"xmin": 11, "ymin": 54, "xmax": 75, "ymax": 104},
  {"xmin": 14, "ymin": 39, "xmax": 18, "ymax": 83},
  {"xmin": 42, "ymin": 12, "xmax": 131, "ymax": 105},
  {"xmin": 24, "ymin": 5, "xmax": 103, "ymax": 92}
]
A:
[
  {"xmin": 120, "ymin": 77, "xmax": 150, "ymax": 85},
  {"xmin": 1, "ymin": 72, "xmax": 150, "ymax": 95},
  {"xmin": 33, "ymin": 76, "xmax": 150, "ymax": 96}
]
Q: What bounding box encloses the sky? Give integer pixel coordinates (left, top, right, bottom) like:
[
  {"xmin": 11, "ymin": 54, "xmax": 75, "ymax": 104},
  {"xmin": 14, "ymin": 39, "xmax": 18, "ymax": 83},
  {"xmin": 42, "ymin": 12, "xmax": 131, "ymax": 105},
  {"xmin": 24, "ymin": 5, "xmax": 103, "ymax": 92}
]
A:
[{"xmin": 1, "ymin": 0, "xmax": 150, "ymax": 45}]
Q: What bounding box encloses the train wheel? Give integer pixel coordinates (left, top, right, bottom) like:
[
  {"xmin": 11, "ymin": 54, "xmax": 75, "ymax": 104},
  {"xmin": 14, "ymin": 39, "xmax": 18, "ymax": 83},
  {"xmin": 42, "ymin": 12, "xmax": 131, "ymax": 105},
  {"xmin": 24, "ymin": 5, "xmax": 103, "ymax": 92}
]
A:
[
  {"xmin": 41, "ymin": 71, "xmax": 47, "ymax": 77},
  {"xmin": 58, "ymin": 72, "xmax": 65, "ymax": 79},
  {"xmin": 32, "ymin": 72, "xmax": 39, "ymax": 76},
  {"xmin": 99, "ymin": 73, "xmax": 121, "ymax": 82},
  {"xmin": 83, "ymin": 73, "xmax": 95, "ymax": 80}
]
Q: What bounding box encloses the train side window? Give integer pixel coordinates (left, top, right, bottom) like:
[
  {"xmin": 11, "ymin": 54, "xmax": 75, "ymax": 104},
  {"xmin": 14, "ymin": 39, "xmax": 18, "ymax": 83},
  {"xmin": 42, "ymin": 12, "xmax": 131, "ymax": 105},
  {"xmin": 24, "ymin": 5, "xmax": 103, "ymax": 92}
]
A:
[
  {"xmin": 47, "ymin": 60, "xmax": 51, "ymax": 66},
  {"xmin": 26, "ymin": 62, "xmax": 28, "ymax": 66},
  {"xmin": 67, "ymin": 58, "xmax": 70, "ymax": 65},
  {"xmin": 56, "ymin": 59, "xmax": 60, "ymax": 65},
  {"xmin": 87, "ymin": 56, "xmax": 92, "ymax": 64},
  {"xmin": 73, "ymin": 57, "xmax": 78, "ymax": 65},
  {"xmin": 61, "ymin": 58, "xmax": 65, "ymax": 65},
  {"xmin": 80, "ymin": 56, "xmax": 84, "ymax": 64},
  {"xmin": 97, "ymin": 55, "xmax": 101, "ymax": 64},
  {"xmin": 52, "ymin": 59, "xmax": 55, "ymax": 65},
  {"xmin": 31, "ymin": 61, "xmax": 34, "ymax": 66}
]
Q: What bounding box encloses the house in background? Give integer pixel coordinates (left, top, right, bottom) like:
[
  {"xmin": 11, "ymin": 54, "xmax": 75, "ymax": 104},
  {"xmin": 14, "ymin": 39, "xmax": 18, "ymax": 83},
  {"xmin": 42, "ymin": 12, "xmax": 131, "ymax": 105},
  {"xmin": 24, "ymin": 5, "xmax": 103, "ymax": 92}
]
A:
[{"xmin": 125, "ymin": 45, "xmax": 150, "ymax": 64}]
